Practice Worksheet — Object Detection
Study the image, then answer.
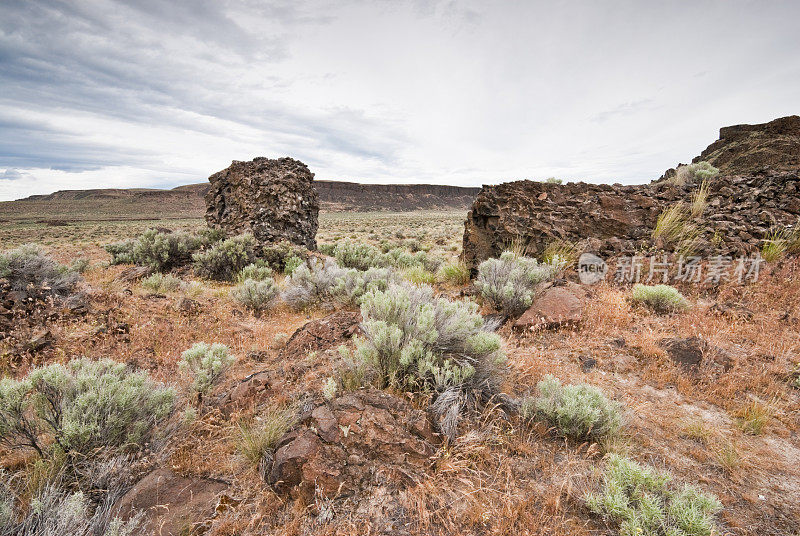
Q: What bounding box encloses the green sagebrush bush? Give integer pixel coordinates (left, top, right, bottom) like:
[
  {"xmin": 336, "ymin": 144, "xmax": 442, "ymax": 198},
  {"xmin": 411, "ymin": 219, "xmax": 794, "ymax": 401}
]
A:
[
  {"xmin": 231, "ymin": 278, "xmax": 279, "ymax": 314},
  {"xmin": 179, "ymin": 342, "xmax": 236, "ymax": 395},
  {"xmin": 347, "ymin": 282, "xmax": 505, "ymax": 438},
  {"xmin": 521, "ymin": 375, "xmax": 622, "ymax": 441},
  {"xmin": 0, "ymin": 244, "xmax": 80, "ymax": 297},
  {"xmin": 236, "ymin": 262, "xmax": 273, "ymax": 283},
  {"xmin": 283, "ymin": 254, "xmax": 304, "ymax": 275},
  {"xmin": 586, "ymin": 454, "xmax": 722, "ymax": 536},
  {"xmin": 192, "ymin": 234, "xmax": 256, "ymax": 281},
  {"xmin": 475, "ymin": 250, "xmax": 563, "ymax": 317},
  {"xmin": 140, "ymin": 273, "xmax": 183, "ymax": 293},
  {"xmin": 334, "ymin": 240, "xmax": 385, "ymax": 270},
  {"xmin": 105, "ymin": 227, "xmax": 225, "ymax": 271},
  {"xmin": 281, "ymin": 257, "xmax": 395, "ymax": 310},
  {"xmin": 631, "ymin": 284, "xmax": 689, "ymax": 314},
  {"xmin": 0, "ymin": 358, "xmax": 175, "ymax": 459},
  {"xmin": 259, "ymin": 241, "xmax": 309, "ymax": 272}
]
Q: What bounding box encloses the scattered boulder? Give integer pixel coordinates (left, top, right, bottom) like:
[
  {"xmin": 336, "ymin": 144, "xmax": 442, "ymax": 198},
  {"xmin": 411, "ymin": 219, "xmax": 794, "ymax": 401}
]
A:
[
  {"xmin": 267, "ymin": 389, "xmax": 437, "ymax": 501},
  {"xmin": 659, "ymin": 337, "xmax": 733, "ymax": 370},
  {"xmin": 278, "ymin": 310, "xmax": 362, "ymax": 360},
  {"xmin": 115, "ymin": 265, "xmax": 152, "ymax": 283},
  {"xmin": 114, "ymin": 467, "xmax": 227, "ymax": 536},
  {"xmin": 513, "ymin": 282, "xmax": 587, "ymax": 330},
  {"xmin": 205, "ymin": 157, "xmax": 319, "ymax": 250}
]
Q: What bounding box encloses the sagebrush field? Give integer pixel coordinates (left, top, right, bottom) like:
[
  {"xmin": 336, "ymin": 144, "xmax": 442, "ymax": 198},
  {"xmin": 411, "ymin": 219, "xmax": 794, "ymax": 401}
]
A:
[{"xmin": 1, "ymin": 207, "xmax": 799, "ymax": 536}]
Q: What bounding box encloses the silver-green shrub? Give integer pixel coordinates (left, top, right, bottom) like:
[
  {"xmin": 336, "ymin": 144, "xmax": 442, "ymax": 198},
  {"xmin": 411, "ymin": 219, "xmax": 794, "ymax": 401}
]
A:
[
  {"xmin": 0, "ymin": 244, "xmax": 80, "ymax": 297},
  {"xmin": 131, "ymin": 229, "xmax": 204, "ymax": 271},
  {"xmin": 0, "ymin": 485, "xmax": 143, "ymax": 536},
  {"xmin": 475, "ymin": 251, "xmax": 563, "ymax": 317},
  {"xmin": 631, "ymin": 284, "xmax": 689, "ymax": 314},
  {"xmin": 231, "ymin": 278, "xmax": 279, "ymax": 313},
  {"xmin": 521, "ymin": 375, "xmax": 622, "ymax": 440},
  {"xmin": 0, "ymin": 358, "xmax": 175, "ymax": 458},
  {"xmin": 333, "ymin": 240, "xmax": 385, "ymax": 270},
  {"xmin": 105, "ymin": 239, "xmax": 137, "ymax": 265},
  {"xmin": 192, "ymin": 234, "xmax": 256, "ymax": 281},
  {"xmin": 140, "ymin": 273, "xmax": 183, "ymax": 293},
  {"xmin": 281, "ymin": 258, "xmax": 348, "ymax": 310},
  {"xmin": 350, "ymin": 282, "xmax": 505, "ymax": 438},
  {"xmin": 179, "ymin": 342, "xmax": 236, "ymax": 395},
  {"xmin": 586, "ymin": 454, "xmax": 722, "ymax": 536},
  {"xmin": 331, "ymin": 266, "xmax": 396, "ymax": 306}
]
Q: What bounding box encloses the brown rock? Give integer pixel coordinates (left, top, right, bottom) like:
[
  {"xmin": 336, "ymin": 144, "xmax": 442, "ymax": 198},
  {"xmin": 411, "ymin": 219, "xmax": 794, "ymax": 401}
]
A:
[
  {"xmin": 115, "ymin": 265, "xmax": 152, "ymax": 283},
  {"xmin": 514, "ymin": 284, "xmax": 584, "ymax": 330},
  {"xmin": 267, "ymin": 389, "xmax": 436, "ymax": 500},
  {"xmin": 659, "ymin": 336, "xmax": 733, "ymax": 370},
  {"xmin": 205, "ymin": 157, "xmax": 319, "ymax": 250},
  {"xmin": 279, "ymin": 310, "xmax": 362, "ymax": 360},
  {"xmin": 114, "ymin": 468, "xmax": 227, "ymax": 536}
]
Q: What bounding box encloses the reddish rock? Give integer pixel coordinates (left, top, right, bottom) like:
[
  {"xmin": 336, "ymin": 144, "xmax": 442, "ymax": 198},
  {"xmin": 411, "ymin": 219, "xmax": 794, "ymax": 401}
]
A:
[
  {"xmin": 514, "ymin": 283, "xmax": 586, "ymax": 330},
  {"xmin": 114, "ymin": 468, "xmax": 227, "ymax": 536},
  {"xmin": 267, "ymin": 389, "xmax": 436, "ymax": 501},
  {"xmin": 278, "ymin": 310, "xmax": 362, "ymax": 360}
]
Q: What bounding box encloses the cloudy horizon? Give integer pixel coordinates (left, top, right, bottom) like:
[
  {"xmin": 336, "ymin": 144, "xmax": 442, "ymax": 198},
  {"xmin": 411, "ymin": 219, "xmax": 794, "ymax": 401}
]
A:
[{"xmin": 1, "ymin": 0, "xmax": 799, "ymax": 201}]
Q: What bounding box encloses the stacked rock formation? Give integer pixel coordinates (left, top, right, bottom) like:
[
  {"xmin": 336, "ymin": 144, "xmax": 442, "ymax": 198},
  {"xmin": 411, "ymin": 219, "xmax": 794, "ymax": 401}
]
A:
[
  {"xmin": 205, "ymin": 157, "xmax": 319, "ymax": 250},
  {"xmin": 462, "ymin": 116, "xmax": 800, "ymax": 268}
]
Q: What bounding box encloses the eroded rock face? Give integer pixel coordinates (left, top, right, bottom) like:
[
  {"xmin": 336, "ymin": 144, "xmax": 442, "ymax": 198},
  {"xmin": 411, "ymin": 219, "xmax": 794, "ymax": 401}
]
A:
[
  {"xmin": 462, "ymin": 171, "xmax": 800, "ymax": 268},
  {"xmin": 680, "ymin": 115, "xmax": 800, "ymax": 176},
  {"xmin": 205, "ymin": 157, "xmax": 319, "ymax": 250},
  {"xmin": 267, "ymin": 389, "xmax": 437, "ymax": 501}
]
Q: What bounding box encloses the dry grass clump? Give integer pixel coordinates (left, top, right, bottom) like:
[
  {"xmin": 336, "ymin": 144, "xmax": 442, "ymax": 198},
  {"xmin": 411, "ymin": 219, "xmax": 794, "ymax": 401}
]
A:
[
  {"xmin": 437, "ymin": 260, "xmax": 470, "ymax": 286},
  {"xmin": 237, "ymin": 405, "xmax": 297, "ymax": 471},
  {"xmin": 631, "ymin": 284, "xmax": 689, "ymax": 314}
]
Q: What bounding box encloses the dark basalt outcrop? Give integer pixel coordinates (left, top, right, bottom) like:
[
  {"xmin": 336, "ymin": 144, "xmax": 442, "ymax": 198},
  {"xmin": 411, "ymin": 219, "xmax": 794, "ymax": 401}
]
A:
[
  {"xmin": 662, "ymin": 115, "xmax": 800, "ymax": 179},
  {"xmin": 462, "ymin": 171, "xmax": 800, "ymax": 268},
  {"xmin": 205, "ymin": 157, "xmax": 319, "ymax": 250}
]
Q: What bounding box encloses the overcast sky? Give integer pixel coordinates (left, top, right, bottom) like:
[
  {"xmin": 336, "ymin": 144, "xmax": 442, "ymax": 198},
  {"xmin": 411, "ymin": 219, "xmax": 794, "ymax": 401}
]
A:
[{"xmin": 1, "ymin": 0, "xmax": 799, "ymax": 200}]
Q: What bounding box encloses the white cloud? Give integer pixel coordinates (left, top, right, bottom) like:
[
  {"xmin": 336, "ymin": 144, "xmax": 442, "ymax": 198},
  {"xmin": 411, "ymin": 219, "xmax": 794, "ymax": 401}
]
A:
[{"xmin": 0, "ymin": 0, "xmax": 799, "ymax": 200}]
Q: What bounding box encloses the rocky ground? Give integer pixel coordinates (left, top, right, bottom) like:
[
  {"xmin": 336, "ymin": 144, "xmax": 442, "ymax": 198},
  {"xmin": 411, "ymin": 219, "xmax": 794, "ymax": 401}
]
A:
[{"xmin": 1, "ymin": 212, "xmax": 798, "ymax": 536}]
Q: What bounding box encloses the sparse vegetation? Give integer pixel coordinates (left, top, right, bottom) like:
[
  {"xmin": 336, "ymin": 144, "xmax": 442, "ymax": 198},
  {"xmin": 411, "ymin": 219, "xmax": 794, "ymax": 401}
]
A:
[
  {"xmin": 0, "ymin": 358, "xmax": 175, "ymax": 458},
  {"xmin": 179, "ymin": 342, "xmax": 236, "ymax": 396},
  {"xmin": 521, "ymin": 375, "xmax": 623, "ymax": 441},
  {"xmin": 475, "ymin": 250, "xmax": 562, "ymax": 317},
  {"xmin": 734, "ymin": 400, "xmax": 770, "ymax": 435},
  {"xmin": 631, "ymin": 284, "xmax": 689, "ymax": 313},
  {"xmin": 586, "ymin": 454, "xmax": 722, "ymax": 536},
  {"xmin": 652, "ymin": 202, "xmax": 701, "ymax": 256}
]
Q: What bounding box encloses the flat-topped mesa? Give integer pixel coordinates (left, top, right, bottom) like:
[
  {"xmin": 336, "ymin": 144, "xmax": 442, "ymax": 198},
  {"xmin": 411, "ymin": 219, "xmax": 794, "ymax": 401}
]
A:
[{"xmin": 205, "ymin": 157, "xmax": 319, "ymax": 250}]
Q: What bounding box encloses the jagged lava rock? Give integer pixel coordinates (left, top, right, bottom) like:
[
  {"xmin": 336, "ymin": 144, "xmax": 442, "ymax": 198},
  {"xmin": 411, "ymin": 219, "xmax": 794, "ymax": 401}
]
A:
[
  {"xmin": 205, "ymin": 156, "xmax": 319, "ymax": 250},
  {"xmin": 462, "ymin": 170, "xmax": 800, "ymax": 268}
]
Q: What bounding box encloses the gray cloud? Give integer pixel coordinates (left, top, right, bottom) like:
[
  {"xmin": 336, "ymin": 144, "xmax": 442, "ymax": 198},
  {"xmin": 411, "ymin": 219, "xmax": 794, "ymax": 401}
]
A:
[
  {"xmin": 0, "ymin": 168, "xmax": 25, "ymax": 180},
  {"xmin": 0, "ymin": 0, "xmax": 799, "ymax": 200}
]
